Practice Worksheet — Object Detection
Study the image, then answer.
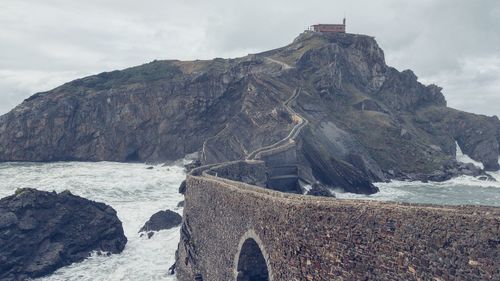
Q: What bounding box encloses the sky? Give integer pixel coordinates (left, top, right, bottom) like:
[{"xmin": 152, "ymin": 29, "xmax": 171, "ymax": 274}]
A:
[{"xmin": 1, "ymin": 0, "xmax": 499, "ymax": 116}]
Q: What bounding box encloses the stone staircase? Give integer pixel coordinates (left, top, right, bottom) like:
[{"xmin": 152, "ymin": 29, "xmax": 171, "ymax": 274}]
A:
[
  {"xmin": 244, "ymin": 87, "xmax": 308, "ymax": 194},
  {"xmin": 260, "ymin": 145, "xmax": 302, "ymax": 193}
]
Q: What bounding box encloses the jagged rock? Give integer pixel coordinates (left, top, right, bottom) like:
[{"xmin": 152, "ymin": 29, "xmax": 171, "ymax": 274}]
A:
[
  {"xmin": 427, "ymin": 170, "xmax": 452, "ymax": 182},
  {"xmin": 302, "ymin": 133, "xmax": 379, "ymax": 194},
  {"xmin": 139, "ymin": 210, "xmax": 182, "ymax": 234},
  {"xmin": 392, "ymin": 159, "xmax": 496, "ymax": 183},
  {"xmin": 184, "ymin": 160, "xmax": 201, "ymax": 172},
  {"xmin": 0, "ymin": 32, "xmax": 498, "ymax": 194},
  {"xmin": 0, "ymin": 188, "xmax": 127, "ymax": 281},
  {"xmin": 168, "ymin": 251, "xmax": 178, "ymax": 275},
  {"xmin": 306, "ymin": 183, "xmax": 335, "ymax": 197},
  {"xmin": 178, "ymin": 180, "xmax": 187, "ymax": 194}
]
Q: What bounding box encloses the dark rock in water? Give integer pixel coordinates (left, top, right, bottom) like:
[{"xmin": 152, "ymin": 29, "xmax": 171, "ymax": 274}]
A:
[
  {"xmin": 146, "ymin": 166, "xmax": 154, "ymax": 170},
  {"xmin": 427, "ymin": 170, "xmax": 452, "ymax": 182},
  {"xmin": 0, "ymin": 188, "xmax": 127, "ymax": 281},
  {"xmin": 168, "ymin": 249, "xmax": 179, "ymax": 275},
  {"xmin": 476, "ymin": 173, "xmax": 495, "ymax": 181},
  {"xmin": 477, "ymin": 175, "xmax": 494, "ymax": 181},
  {"xmin": 139, "ymin": 231, "xmax": 156, "ymax": 239},
  {"xmin": 168, "ymin": 263, "xmax": 176, "ymax": 275},
  {"xmin": 178, "ymin": 180, "xmax": 187, "ymax": 194},
  {"xmin": 184, "ymin": 160, "xmax": 201, "ymax": 172},
  {"xmin": 177, "ymin": 200, "xmax": 185, "ymax": 208},
  {"xmin": 388, "ymin": 159, "xmax": 496, "ymax": 184},
  {"xmin": 139, "ymin": 210, "xmax": 182, "ymax": 233},
  {"xmin": 306, "ymin": 183, "xmax": 335, "ymax": 197}
]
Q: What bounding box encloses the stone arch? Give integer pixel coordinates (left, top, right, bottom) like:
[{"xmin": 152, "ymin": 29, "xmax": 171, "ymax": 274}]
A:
[{"xmin": 234, "ymin": 229, "xmax": 273, "ymax": 281}]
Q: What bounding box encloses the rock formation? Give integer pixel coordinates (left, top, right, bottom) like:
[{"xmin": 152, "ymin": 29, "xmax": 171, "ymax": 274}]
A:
[
  {"xmin": 0, "ymin": 188, "xmax": 127, "ymax": 281},
  {"xmin": 178, "ymin": 180, "xmax": 187, "ymax": 195},
  {"xmin": 0, "ymin": 32, "xmax": 499, "ymax": 193},
  {"xmin": 139, "ymin": 210, "xmax": 182, "ymax": 236},
  {"xmin": 306, "ymin": 182, "xmax": 335, "ymax": 197}
]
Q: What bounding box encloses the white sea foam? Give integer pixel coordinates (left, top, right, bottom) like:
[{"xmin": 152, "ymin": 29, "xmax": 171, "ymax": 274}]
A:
[
  {"xmin": 1, "ymin": 158, "xmax": 499, "ymax": 280},
  {"xmin": 335, "ymin": 158, "xmax": 500, "ymax": 207},
  {"xmin": 455, "ymin": 141, "xmax": 484, "ymax": 169},
  {"xmin": 335, "ymin": 177, "xmax": 500, "ymax": 206},
  {"xmin": 302, "ymin": 184, "xmax": 312, "ymax": 194},
  {"xmin": 0, "ymin": 161, "xmax": 185, "ymax": 281},
  {"xmin": 335, "ymin": 143, "xmax": 499, "ymax": 204}
]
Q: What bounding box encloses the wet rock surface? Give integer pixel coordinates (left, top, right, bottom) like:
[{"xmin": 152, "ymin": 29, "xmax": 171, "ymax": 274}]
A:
[
  {"xmin": 393, "ymin": 160, "xmax": 495, "ymax": 182},
  {"xmin": 306, "ymin": 183, "xmax": 335, "ymax": 197},
  {"xmin": 178, "ymin": 180, "xmax": 187, "ymax": 195},
  {"xmin": 0, "ymin": 188, "xmax": 127, "ymax": 281},
  {"xmin": 139, "ymin": 210, "xmax": 182, "ymax": 234}
]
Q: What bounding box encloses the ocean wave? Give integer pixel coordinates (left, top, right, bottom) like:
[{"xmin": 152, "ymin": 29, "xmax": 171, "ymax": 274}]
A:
[
  {"xmin": 335, "ymin": 173, "xmax": 500, "ymax": 207},
  {"xmin": 0, "ymin": 161, "xmax": 185, "ymax": 281},
  {"xmin": 455, "ymin": 141, "xmax": 485, "ymax": 169}
]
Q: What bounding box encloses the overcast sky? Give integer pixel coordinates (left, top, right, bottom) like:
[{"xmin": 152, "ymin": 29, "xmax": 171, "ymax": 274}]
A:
[{"xmin": 1, "ymin": 0, "xmax": 499, "ymax": 116}]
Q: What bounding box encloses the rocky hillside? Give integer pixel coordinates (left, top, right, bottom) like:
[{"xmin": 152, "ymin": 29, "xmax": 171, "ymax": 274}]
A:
[{"xmin": 0, "ymin": 32, "xmax": 499, "ymax": 193}]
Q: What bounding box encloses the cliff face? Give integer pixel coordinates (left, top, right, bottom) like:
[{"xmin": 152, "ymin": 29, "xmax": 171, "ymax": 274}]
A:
[{"xmin": 0, "ymin": 32, "xmax": 499, "ymax": 192}]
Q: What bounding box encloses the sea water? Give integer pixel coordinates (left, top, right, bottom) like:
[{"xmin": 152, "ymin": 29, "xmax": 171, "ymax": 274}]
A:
[
  {"xmin": 1, "ymin": 155, "xmax": 499, "ymax": 280},
  {"xmin": 0, "ymin": 161, "xmax": 185, "ymax": 281},
  {"xmin": 335, "ymin": 174, "xmax": 500, "ymax": 206},
  {"xmin": 336, "ymin": 145, "xmax": 500, "ymax": 206}
]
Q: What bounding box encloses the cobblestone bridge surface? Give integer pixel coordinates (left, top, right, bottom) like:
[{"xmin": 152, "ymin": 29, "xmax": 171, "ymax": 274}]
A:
[{"xmin": 176, "ymin": 161, "xmax": 500, "ymax": 281}]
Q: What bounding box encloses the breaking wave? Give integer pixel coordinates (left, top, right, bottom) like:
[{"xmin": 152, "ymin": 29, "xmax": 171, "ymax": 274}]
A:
[
  {"xmin": 1, "ymin": 154, "xmax": 499, "ymax": 280},
  {"xmin": 0, "ymin": 161, "xmax": 185, "ymax": 281},
  {"xmin": 336, "ymin": 155, "xmax": 500, "ymax": 207}
]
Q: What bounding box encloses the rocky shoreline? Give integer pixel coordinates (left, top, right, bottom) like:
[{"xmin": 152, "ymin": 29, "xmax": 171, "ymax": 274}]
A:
[{"xmin": 386, "ymin": 160, "xmax": 495, "ymax": 183}]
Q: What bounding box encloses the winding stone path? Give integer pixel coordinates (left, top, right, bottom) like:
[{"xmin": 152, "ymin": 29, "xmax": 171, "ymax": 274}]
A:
[{"xmin": 246, "ymin": 87, "xmax": 308, "ymax": 160}]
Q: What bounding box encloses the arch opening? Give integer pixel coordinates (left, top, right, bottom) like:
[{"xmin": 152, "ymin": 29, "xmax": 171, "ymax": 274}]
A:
[{"xmin": 236, "ymin": 238, "xmax": 269, "ymax": 281}]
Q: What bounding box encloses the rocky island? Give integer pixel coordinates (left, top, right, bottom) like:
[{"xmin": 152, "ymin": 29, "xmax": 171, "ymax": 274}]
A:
[
  {"xmin": 0, "ymin": 28, "xmax": 499, "ymax": 281},
  {"xmin": 1, "ymin": 32, "xmax": 499, "ymax": 194}
]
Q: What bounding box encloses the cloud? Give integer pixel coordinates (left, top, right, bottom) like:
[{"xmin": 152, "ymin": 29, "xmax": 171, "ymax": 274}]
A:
[
  {"xmin": 0, "ymin": 0, "xmax": 499, "ymax": 116},
  {"xmin": 0, "ymin": 69, "xmax": 83, "ymax": 112},
  {"xmin": 420, "ymin": 55, "xmax": 500, "ymax": 116}
]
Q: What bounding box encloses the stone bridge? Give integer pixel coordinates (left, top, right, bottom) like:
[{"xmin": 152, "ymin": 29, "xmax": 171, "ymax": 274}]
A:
[
  {"xmin": 176, "ymin": 84, "xmax": 499, "ymax": 281},
  {"xmin": 176, "ymin": 160, "xmax": 500, "ymax": 281}
]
